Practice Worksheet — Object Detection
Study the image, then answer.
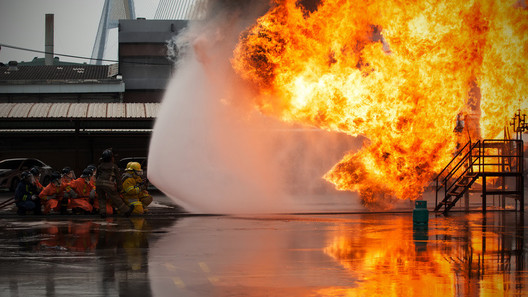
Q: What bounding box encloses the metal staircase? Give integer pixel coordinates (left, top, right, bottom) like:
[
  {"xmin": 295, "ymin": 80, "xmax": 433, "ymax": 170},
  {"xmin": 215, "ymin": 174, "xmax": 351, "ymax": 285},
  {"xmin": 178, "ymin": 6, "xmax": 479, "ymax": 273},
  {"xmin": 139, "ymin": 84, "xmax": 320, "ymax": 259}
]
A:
[{"xmin": 435, "ymin": 139, "xmax": 524, "ymax": 215}]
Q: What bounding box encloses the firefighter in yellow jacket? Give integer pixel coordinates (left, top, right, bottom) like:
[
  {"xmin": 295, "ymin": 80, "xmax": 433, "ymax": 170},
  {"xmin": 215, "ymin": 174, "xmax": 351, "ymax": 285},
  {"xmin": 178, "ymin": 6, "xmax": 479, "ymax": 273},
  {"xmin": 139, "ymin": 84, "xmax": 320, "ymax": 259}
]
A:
[{"xmin": 121, "ymin": 162, "xmax": 153, "ymax": 214}]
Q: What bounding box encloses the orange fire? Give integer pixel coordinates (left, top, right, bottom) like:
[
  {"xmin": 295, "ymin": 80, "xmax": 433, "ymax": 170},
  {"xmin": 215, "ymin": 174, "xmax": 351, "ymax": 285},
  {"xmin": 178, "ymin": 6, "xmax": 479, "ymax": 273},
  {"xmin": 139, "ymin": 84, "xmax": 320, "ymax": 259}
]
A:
[{"xmin": 231, "ymin": 0, "xmax": 528, "ymax": 206}]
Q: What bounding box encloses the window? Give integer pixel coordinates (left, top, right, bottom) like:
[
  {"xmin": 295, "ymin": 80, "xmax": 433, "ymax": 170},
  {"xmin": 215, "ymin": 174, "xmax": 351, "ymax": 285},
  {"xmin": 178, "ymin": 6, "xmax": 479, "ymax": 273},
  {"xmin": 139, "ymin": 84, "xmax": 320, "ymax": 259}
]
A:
[
  {"xmin": 0, "ymin": 160, "xmax": 22, "ymax": 170},
  {"xmin": 22, "ymin": 159, "xmax": 45, "ymax": 170}
]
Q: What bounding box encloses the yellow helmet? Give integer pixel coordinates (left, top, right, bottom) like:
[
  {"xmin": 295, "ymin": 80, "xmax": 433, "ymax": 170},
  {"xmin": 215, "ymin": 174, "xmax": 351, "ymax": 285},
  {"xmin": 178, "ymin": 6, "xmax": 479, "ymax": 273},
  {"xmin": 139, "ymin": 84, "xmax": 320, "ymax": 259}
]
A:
[{"xmin": 126, "ymin": 162, "xmax": 142, "ymax": 172}]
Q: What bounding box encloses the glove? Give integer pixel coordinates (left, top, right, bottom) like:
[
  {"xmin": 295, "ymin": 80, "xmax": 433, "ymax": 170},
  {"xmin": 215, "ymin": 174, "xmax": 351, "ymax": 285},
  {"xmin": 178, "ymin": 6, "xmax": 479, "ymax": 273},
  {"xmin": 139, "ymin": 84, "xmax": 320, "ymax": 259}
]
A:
[
  {"xmin": 63, "ymin": 190, "xmax": 77, "ymax": 199},
  {"xmin": 90, "ymin": 189, "xmax": 96, "ymax": 200},
  {"xmin": 31, "ymin": 195, "xmax": 38, "ymax": 201}
]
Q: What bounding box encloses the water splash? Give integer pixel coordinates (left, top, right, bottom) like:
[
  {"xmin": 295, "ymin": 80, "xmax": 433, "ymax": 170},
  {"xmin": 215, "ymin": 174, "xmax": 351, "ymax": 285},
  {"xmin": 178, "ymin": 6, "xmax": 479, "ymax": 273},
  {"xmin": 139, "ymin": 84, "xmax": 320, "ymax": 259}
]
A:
[{"xmin": 147, "ymin": 3, "xmax": 363, "ymax": 214}]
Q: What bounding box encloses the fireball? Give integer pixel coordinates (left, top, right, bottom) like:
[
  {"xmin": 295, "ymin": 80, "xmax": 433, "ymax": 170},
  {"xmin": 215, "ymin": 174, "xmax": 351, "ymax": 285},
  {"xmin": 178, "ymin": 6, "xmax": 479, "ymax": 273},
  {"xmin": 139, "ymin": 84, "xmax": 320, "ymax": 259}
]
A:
[{"xmin": 231, "ymin": 0, "xmax": 528, "ymax": 206}]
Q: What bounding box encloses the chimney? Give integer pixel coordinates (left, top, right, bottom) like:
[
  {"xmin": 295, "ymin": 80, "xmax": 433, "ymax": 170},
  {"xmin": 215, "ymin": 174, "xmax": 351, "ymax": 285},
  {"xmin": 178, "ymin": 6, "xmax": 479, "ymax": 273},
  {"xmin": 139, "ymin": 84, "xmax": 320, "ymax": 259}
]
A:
[
  {"xmin": 8, "ymin": 61, "xmax": 18, "ymax": 71},
  {"xmin": 45, "ymin": 14, "xmax": 54, "ymax": 66}
]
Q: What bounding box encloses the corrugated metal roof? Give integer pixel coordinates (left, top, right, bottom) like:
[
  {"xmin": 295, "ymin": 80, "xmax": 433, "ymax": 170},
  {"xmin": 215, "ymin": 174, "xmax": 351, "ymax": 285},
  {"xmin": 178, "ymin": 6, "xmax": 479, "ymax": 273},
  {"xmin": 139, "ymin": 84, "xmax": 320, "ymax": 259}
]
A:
[
  {"xmin": 0, "ymin": 103, "xmax": 159, "ymax": 119},
  {"xmin": 0, "ymin": 64, "xmax": 119, "ymax": 81},
  {"xmin": 0, "ymin": 103, "xmax": 15, "ymax": 117},
  {"xmin": 155, "ymin": 0, "xmax": 204, "ymax": 20},
  {"xmin": 87, "ymin": 103, "xmax": 107, "ymax": 118},
  {"xmin": 48, "ymin": 104, "xmax": 70, "ymax": 117},
  {"xmin": 28, "ymin": 103, "xmax": 51, "ymax": 118},
  {"xmin": 126, "ymin": 103, "xmax": 145, "ymax": 118},
  {"xmin": 107, "ymin": 104, "xmax": 126, "ymax": 118},
  {"xmin": 8, "ymin": 103, "xmax": 33, "ymax": 118},
  {"xmin": 144, "ymin": 103, "xmax": 159, "ymax": 118},
  {"xmin": 68, "ymin": 103, "xmax": 89, "ymax": 118}
]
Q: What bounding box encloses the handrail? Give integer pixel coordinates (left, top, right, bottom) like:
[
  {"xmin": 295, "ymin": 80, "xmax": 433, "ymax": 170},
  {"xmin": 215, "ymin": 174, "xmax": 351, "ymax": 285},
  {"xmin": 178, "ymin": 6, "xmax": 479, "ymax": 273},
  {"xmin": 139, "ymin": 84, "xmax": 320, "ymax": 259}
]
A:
[
  {"xmin": 435, "ymin": 140, "xmax": 481, "ymax": 211},
  {"xmin": 439, "ymin": 140, "xmax": 480, "ymax": 185},
  {"xmin": 445, "ymin": 141, "xmax": 481, "ymax": 193},
  {"xmin": 435, "ymin": 140, "xmax": 475, "ymax": 209},
  {"xmin": 443, "ymin": 144, "xmax": 475, "ymax": 184},
  {"xmin": 480, "ymin": 139, "xmax": 523, "ymax": 173},
  {"xmin": 434, "ymin": 140, "xmax": 471, "ymax": 181},
  {"xmin": 435, "ymin": 138, "xmax": 524, "ymax": 213},
  {"xmin": 444, "ymin": 152, "xmax": 479, "ymax": 196}
]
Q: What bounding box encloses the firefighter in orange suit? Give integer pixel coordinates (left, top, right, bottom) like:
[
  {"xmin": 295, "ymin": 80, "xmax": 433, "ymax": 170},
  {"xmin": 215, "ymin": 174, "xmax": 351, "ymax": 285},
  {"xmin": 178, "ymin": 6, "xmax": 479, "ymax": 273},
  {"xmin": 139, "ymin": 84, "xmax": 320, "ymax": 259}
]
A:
[
  {"xmin": 121, "ymin": 162, "xmax": 153, "ymax": 214},
  {"xmin": 39, "ymin": 172, "xmax": 63, "ymax": 214},
  {"xmin": 59, "ymin": 167, "xmax": 76, "ymax": 214},
  {"xmin": 86, "ymin": 164, "xmax": 97, "ymax": 188},
  {"xmin": 68, "ymin": 168, "xmax": 95, "ymax": 214}
]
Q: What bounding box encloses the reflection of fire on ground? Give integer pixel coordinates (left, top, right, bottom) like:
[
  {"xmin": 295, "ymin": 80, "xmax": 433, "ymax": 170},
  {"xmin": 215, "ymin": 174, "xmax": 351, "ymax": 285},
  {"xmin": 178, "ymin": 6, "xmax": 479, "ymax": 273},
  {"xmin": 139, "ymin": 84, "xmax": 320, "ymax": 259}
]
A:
[
  {"xmin": 321, "ymin": 213, "xmax": 525, "ymax": 296},
  {"xmin": 231, "ymin": 0, "xmax": 528, "ymax": 209},
  {"xmin": 322, "ymin": 217, "xmax": 455, "ymax": 296}
]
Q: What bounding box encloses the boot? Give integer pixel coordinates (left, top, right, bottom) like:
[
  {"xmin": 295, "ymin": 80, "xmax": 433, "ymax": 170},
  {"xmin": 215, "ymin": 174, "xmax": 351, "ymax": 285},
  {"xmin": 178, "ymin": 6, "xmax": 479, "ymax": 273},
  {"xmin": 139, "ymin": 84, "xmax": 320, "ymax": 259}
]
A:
[{"xmin": 124, "ymin": 205, "xmax": 135, "ymax": 217}]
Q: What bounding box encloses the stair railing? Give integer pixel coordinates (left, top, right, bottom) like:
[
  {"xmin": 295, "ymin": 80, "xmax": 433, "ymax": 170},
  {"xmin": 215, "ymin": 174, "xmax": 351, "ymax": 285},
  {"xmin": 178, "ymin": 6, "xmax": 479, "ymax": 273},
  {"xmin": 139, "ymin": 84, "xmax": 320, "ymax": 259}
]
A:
[{"xmin": 435, "ymin": 140, "xmax": 481, "ymax": 210}]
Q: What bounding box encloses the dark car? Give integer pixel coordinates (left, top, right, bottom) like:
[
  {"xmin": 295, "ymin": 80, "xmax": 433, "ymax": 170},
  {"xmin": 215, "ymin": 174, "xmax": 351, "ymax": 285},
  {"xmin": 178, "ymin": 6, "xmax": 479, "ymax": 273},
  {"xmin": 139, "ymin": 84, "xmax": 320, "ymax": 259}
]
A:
[
  {"xmin": 118, "ymin": 157, "xmax": 148, "ymax": 175},
  {"xmin": 117, "ymin": 157, "xmax": 156, "ymax": 190},
  {"xmin": 0, "ymin": 158, "xmax": 54, "ymax": 191}
]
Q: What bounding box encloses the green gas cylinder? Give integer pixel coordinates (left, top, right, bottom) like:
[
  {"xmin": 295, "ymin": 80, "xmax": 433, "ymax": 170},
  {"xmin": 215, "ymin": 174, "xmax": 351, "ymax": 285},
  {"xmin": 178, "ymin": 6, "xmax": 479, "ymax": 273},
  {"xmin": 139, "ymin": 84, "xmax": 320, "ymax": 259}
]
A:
[{"xmin": 413, "ymin": 200, "xmax": 429, "ymax": 225}]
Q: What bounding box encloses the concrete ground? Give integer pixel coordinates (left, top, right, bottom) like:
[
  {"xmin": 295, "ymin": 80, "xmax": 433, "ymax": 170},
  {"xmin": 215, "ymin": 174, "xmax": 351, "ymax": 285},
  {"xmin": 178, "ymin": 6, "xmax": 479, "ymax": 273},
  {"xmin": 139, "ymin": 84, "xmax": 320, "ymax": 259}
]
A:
[{"xmin": 0, "ymin": 191, "xmax": 527, "ymax": 297}]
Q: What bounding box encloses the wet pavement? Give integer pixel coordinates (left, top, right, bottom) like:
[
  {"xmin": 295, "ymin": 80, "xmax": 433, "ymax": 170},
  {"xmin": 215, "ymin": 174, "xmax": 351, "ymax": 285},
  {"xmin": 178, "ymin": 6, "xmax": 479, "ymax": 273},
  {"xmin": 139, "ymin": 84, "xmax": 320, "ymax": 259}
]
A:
[{"xmin": 0, "ymin": 192, "xmax": 527, "ymax": 296}]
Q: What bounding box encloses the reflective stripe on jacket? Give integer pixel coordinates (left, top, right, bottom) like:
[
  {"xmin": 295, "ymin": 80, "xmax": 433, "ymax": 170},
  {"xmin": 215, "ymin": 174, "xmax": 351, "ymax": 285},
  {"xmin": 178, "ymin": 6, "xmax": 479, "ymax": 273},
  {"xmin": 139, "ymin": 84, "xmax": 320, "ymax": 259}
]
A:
[{"xmin": 121, "ymin": 173, "xmax": 142, "ymax": 199}]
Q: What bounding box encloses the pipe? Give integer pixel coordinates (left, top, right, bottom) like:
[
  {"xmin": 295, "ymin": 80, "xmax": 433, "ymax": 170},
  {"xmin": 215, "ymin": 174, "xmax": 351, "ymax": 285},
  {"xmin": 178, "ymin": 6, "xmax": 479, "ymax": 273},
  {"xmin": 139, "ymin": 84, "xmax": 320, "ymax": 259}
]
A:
[{"xmin": 45, "ymin": 14, "xmax": 54, "ymax": 66}]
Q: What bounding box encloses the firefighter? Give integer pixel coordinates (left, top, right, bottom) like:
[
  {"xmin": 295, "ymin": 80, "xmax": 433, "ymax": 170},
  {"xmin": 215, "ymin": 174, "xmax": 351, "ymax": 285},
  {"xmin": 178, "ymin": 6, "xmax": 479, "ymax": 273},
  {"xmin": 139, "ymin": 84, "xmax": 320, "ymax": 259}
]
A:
[
  {"xmin": 95, "ymin": 149, "xmax": 134, "ymax": 218},
  {"xmin": 88, "ymin": 163, "xmax": 113, "ymax": 215},
  {"xmin": 30, "ymin": 166, "xmax": 44, "ymax": 193},
  {"xmin": 60, "ymin": 167, "xmax": 76, "ymax": 214},
  {"xmin": 14, "ymin": 171, "xmax": 42, "ymax": 215},
  {"xmin": 86, "ymin": 164, "xmax": 97, "ymax": 187},
  {"xmin": 39, "ymin": 172, "xmax": 64, "ymax": 214},
  {"xmin": 61, "ymin": 167, "xmax": 75, "ymax": 182},
  {"xmin": 68, "ymin": 168, "xmax": 95, "ymax": 214},
  {"xmin": 121, "ymin": 162, "xmax": 153, "ymax": 214}
]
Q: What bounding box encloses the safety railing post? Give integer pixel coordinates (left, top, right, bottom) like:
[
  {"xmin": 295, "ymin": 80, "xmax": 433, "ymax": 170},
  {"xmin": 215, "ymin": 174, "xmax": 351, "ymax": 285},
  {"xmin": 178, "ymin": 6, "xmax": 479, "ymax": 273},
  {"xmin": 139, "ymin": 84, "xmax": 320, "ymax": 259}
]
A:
[{"xmin": 435, "ymin": 178, "xmax": 438, "ymax": 210}]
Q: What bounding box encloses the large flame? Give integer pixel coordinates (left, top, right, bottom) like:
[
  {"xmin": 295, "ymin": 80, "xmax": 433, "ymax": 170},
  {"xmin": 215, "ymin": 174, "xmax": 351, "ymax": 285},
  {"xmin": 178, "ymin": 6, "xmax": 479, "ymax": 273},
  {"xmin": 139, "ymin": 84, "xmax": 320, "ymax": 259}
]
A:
[{"xmin": 231, "ymin": 0, "xmax": 528, "ymax": 205}]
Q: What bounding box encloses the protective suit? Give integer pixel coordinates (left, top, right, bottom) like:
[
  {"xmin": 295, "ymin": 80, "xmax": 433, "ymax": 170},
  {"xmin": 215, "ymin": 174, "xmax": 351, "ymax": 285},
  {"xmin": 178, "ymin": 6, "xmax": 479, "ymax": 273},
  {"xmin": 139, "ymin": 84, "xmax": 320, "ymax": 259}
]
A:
[
  {"xmin": 59, "ymin": 167, "xmax": 76, "ymax": 214},
  {"xmin": 121, "ymin": 162, "xmax": 153, "ymax": 214},
  {"xmin": 14, "ymin": 171, "xmax": 41, "ymax": 215},
  {"xmin": 86, "ymin": 164, "xmax": 113, "ymax": 215},
  {"xmin": 95, "ymin": 149, "xmax": 134, "ymax": 218},
  {"xmin": 39, "ymin": 172, "xmax": 68, "ymax": 214},
  {"xmin": 68, "ymin": 169, "xmax": 95, "ymax": 214}
]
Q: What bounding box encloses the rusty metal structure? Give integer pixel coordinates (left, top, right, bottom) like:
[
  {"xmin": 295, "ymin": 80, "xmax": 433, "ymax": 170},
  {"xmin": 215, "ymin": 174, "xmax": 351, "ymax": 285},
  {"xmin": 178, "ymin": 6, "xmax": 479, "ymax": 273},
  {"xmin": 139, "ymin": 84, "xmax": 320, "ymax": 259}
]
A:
[
  {"xmin": 434, "ymin": 139, "xmax": 524, "ymax": 214},
  {"xmin": 510, "ymin": 109, "xmax": 528, "ymax": 140},
  {"xmin": 435, "ymin": 112, "xmax": 526, "ymax": 215}
]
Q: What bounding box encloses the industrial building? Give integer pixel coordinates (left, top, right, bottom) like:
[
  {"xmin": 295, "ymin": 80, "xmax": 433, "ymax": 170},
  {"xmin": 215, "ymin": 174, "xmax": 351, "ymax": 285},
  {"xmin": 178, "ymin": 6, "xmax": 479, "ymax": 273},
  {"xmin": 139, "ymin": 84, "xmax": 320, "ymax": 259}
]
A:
[{"xmin": 0, "ymin": 15, "xmax": 189, "ymax": 175}]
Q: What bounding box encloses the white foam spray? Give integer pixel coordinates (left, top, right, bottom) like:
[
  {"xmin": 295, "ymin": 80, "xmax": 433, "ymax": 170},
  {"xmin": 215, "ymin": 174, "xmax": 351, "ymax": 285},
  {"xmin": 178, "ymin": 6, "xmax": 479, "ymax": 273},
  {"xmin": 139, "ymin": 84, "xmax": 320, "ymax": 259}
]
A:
[{"xmin": 148, "ymin": 1, "xmax": 363, "ymax": 214}]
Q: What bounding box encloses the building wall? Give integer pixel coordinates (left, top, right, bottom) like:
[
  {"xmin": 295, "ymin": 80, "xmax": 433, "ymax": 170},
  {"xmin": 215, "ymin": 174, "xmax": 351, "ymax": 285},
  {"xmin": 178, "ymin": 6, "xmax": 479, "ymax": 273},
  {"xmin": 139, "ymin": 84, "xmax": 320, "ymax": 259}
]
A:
[{"xmin": 119, "ymin": 19, "xmax": 188, "ymax": 94}]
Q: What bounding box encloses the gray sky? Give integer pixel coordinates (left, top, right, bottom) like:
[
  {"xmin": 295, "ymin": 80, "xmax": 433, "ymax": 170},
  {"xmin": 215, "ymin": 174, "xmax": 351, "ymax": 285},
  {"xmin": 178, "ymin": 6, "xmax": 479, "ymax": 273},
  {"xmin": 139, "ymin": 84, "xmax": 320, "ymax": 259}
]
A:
[{"xmin": 0, "ymin": 0, "xmax": 159, "ymax": 64}]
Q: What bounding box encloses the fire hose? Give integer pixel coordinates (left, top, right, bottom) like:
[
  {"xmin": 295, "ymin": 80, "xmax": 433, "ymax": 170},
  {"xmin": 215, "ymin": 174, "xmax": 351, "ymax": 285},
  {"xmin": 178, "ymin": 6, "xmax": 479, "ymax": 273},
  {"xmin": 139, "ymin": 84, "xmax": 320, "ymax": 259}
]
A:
[{"xmin": 0, "ymin": 197, "xmax": 15, "ymax": 209}]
